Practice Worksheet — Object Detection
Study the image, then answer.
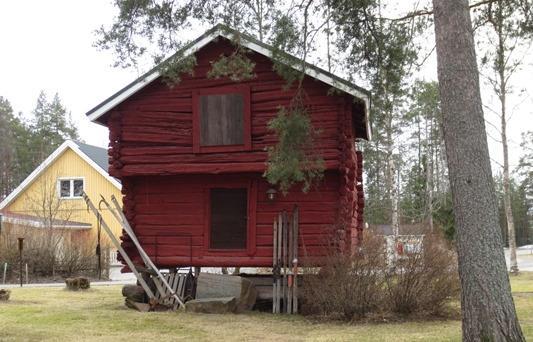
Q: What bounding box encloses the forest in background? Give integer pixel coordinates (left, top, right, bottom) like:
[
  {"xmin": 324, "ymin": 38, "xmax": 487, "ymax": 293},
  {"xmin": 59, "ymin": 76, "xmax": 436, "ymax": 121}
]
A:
[
  {"xmin": 363, "ymin": 79, "xmax": 532, "ymax": 245},
  {"xmin": 0, "ymin": 0, "xmax": 531, "ymax": 246},
  {"xmin": 0, "ymin": 86, "xmax": 530, "ymax": 245},
  {"xmin": 0, "ymin": 92, "xmax": 79, "ymax": 200}
]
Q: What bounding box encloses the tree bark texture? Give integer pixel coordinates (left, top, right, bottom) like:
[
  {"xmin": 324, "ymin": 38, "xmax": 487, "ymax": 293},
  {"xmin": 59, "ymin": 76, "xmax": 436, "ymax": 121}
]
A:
[{"xmin": 432, "ymin": 0, "xmax": 524, "ymax": 341}]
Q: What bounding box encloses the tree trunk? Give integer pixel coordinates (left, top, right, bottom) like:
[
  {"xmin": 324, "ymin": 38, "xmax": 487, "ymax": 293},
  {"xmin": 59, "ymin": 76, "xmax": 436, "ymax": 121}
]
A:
[
  {"xmin": 432, "ymin": 0, "xmax": 524, "ymax": 341},
  {"xmin": 385, "ymin": 108, "xmax": 399, "ymax": 237},
  {"xmin": 426, "ymin": 116, "xmax": 434, "ymax": 232},
  {"xmin": 389, "ymin": 157, "xmax": 399, "ymax": 237},
  {"xmin": 502, "ymin": 81, "xmax": 518, "ymax": 273},
  {"xmin": 495, "ymin": 15, "xmax": 519, "ymax": 274}
]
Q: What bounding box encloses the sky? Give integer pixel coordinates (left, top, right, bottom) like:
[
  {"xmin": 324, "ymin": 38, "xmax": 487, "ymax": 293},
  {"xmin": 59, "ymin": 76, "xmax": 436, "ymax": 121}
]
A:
[{"xmin": 0, "ymin": 0, "xmax": 531, "ymax": 173}]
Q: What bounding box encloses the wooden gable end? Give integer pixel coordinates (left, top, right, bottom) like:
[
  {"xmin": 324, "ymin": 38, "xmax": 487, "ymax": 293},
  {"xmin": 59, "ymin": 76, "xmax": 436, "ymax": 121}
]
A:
[{"xmin": 106, "ymin": 38, "xmax": 364, "ymax": 178}]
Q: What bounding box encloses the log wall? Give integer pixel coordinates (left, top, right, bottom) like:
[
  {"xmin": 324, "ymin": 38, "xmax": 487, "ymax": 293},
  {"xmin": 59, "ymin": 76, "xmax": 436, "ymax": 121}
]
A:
[
  {"xmin": 106, "ymin": 39, "xmax": 364, "ymax": 178},
  {"xmin": 104, "ymin": 37, "xmax": 366, "ymax": 267},
  {"xmin": 120, "ymin": 172, "xmax": 341, "ymax": 267}
]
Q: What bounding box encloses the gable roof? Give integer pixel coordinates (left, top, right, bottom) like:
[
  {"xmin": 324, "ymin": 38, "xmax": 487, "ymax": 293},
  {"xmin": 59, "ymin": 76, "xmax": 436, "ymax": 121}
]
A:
[
  {"xmin": 86, "ymin": 23, "xmax": 371, "ymax": 139},
  {"xmin": 0, "ymin": 140, "xmax": 121, "ymax": 210},
  {"xmin": 76, "ymin": 141, "xmax": 109, "ymax": 172}
]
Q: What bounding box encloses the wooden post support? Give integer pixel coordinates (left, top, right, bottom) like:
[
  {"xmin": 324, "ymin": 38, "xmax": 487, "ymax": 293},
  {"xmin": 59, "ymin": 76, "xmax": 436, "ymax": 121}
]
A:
[
  {"xmin": 17, "ymin": 238, "xmax": 23, "ymax": 288},
  {"xmin": 82, "ymin": 193, "xmax": 157, "ymax": 302}
]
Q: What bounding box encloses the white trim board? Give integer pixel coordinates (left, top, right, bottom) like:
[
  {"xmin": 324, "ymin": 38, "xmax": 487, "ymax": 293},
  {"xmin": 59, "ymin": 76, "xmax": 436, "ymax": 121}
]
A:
[
  {"xmin": 86, "ymin": 24, "xmax": 372, "ymax": 140},
  {"xmin": 0, "ymin": 140, "xmax": 121, "ymax": 210},
  {"xmin": 1, "ymin": 214, "xmax": 92, "ymax": 230}
]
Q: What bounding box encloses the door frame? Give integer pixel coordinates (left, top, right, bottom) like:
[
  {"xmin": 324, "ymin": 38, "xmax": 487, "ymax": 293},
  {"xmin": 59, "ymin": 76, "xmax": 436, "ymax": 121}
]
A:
[{"xmin": 202, "ymin": 178, "xmax": 257, "ymax": 257}]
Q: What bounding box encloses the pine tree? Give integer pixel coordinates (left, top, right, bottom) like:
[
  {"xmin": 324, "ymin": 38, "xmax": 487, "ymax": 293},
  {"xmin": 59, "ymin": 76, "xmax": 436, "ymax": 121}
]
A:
[
  {"xmin": 0, "ymin": 97, "xmax": 37, "ymax": 197},
  {"xmin": 30, "ymin": 91, "xmax": 79, "ymax": 165},
  {"xmin": 0, "ymin": 97, "xmax": 16, "ymax": 199},
  {"xmin": 401, "ymin": 81, "xmax": 448, "ymax": 230},
  {"xmin": 432, "ymin": 0, "xmax": 524, "ymax": 339}
]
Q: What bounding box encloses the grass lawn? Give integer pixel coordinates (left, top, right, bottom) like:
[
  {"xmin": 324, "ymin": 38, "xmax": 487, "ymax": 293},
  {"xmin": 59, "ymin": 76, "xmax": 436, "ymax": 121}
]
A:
[{"xmin": 1, "ymin": 273, "xmax": 533, "ymax": 342}]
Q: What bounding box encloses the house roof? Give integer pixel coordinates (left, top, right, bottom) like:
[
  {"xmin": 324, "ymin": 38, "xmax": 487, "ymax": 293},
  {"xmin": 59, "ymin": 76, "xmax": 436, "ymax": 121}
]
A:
[
  {"xmin": 0, "ymin": 213, "xmax": 92, "ymax": 230},
  {"xmin": 0, "ymin": 140, "xmax": 121, "ymax": 210},
  {"xmin": 76, "ymin": 141, "xmax": 109, "ymax": 172},
  {"xmin": 86, "ymin": 23, "xmax": 372, "ymax": 139}
]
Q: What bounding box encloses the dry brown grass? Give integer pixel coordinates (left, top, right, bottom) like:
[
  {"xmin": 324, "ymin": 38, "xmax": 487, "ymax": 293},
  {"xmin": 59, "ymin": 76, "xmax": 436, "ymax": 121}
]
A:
[{"xmin": 0, "ymin": 274, "xmax": 532, "ymax": 341}]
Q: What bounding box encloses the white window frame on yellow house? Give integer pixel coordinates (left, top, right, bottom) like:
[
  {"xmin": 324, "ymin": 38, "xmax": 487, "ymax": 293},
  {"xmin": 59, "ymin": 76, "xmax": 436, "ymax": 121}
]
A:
[{"xmin": 57, "ymin": 177, "xmax": 86, "ymax": 199}]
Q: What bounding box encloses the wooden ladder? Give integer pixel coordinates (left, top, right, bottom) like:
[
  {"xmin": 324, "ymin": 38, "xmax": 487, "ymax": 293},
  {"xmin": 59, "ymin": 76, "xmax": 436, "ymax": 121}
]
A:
[{"xmin": 83, "ymin": 193, "xmax": 186, "ymax": 309}]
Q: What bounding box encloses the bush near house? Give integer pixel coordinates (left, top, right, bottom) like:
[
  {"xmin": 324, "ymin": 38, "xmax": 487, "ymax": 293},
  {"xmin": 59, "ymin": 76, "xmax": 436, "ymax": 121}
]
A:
[
  {"xmin": 0, "ymin": 225, "xmax": 110, "ymax": 282},
  {"xmin": 300, "ymin": 231, "xmax": 459, "ymax": 321}
]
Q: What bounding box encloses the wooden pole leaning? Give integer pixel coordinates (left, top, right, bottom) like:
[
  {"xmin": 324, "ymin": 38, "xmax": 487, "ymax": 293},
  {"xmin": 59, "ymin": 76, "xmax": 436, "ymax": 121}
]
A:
[
  {"xmin": 292, "ymin": 205, "xmax": 299, "ymax": 314},
  {"xmin": 287, "ymin": 210, "xmax": 293, "ymax": 314},
  {"xmin": 282, "ymin": 211, "xmax": 288, "ymax": 313},
  {"xmin": 272, "ymin": 219, "xmax": 278, "ymax": 313},
  {"xmin": 99, "ymin": 196, "xmax": 168, "ymax": 306},
  {"xmin": 108, "ymin": 195, "xmax": 185, "ymax": 309},
  {"xmin": 276, "ymin": 212, "xmax": 282, "ymax": 313},
  {"xmin": 82, "ymin": 193, "xmax": 157, "ymax": 302}
]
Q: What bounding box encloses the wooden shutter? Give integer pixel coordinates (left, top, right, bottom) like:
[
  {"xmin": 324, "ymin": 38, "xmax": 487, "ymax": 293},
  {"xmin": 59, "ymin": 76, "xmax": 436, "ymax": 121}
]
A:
[
  {"xmin": 200, "ymin": 93, "xmax": 244, "ymax": 146},
  {"xmin": 210, "ymin": 188, "xmax": 248, "ymax": 249}
]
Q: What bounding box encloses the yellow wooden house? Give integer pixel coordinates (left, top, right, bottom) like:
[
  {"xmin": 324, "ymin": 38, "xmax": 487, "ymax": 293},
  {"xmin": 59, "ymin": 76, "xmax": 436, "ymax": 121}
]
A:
[{"xmin": 0, "ymin": 140, "xmax": 123, "ymax": 247}]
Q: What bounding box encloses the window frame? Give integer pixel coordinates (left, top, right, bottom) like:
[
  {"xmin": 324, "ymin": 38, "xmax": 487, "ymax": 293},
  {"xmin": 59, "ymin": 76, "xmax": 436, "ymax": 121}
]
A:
[
  {"xmin": 203, "ymin": 179, "xmax": 257, "ymax": 256},
  {"xmin": 192, "ymin": 85, "xmax": 252, "ymax": 153},
  {"xmin": 57, "ymin": 177, "xmax": 85, "ymax": 199}
]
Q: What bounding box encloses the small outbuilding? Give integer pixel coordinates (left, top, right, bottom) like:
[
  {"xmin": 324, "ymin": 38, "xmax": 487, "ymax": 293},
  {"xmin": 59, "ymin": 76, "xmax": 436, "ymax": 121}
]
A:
[{"xmin": 86, "ymin": 24, "xmax": 370, "ymax": 269}]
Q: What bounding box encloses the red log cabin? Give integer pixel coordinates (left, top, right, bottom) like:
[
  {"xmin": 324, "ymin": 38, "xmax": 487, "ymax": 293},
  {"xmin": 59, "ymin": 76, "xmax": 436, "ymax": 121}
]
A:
[{"xmin": 86, "ymin": 24, "xmax": 370, "ymax": 268}]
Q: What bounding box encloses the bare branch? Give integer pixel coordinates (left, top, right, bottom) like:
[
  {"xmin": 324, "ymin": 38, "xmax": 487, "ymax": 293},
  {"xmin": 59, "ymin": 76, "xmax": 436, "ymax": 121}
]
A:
[{"xmin": 387, "ymin": 0, "xmax": 497, "ymax": 22}]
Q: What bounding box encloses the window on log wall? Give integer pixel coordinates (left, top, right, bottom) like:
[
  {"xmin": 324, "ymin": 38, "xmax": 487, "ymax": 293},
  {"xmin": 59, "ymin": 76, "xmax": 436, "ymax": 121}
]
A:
[
  {"xmin": 201, "ymin": 93, "xmax": 243, "ymax": 146},
  {"xmin": 209, "ymin": 188, "xmax": 248, "ymax": 250},
  {"xmin": 193, "ymin": 86, "xmax": 251, "ymax": 153}
]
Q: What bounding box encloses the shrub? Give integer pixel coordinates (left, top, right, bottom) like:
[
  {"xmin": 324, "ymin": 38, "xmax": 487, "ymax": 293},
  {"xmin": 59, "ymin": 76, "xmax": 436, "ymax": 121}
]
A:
[
  {"xmin": 300, "ymin": 230, "xmax": 459, "ymax": 321},
  {"xmin": 300, "ymin": 231, "xmax": 387, "ymax": 320},
  {"xmin": 383, "ymin": 234, "xmax": 460, "ymax": 315},
  {"xmin": 0, "ymin": 224, "xmax": 109, "ymax": 281}
]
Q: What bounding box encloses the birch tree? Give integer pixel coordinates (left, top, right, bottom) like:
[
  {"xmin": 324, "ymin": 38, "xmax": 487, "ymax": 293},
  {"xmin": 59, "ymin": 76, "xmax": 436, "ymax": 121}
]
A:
[{"xmin": 475, "ymin": 0, "xmax": 533, "ymax": 273}]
